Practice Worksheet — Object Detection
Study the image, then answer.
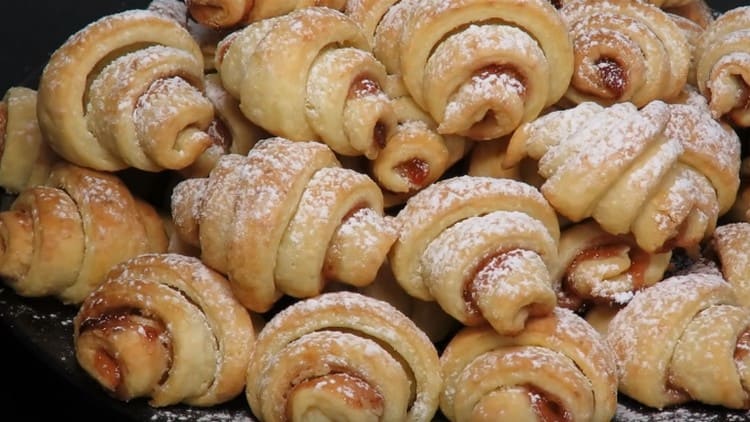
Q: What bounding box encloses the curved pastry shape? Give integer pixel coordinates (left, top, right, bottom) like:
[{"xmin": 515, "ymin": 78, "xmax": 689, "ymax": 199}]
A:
[
  {"xmin": 389, "ymin": 175, "xmax": 560, "ymax": 334},
  {"xmin": 440, "ymin": 307, "xmax": 618, "ymax": 422},
  {"xmin": 398, "ymin": 0, "xmax": 573, "ymax": 140},
  {"xmin": 551, "ymin": 220, "xmax": 672, "ymax": 311},
  {"xmin": 695, "ymin": 6, "xmax": 750, "ymax": 126},
  {"xmin": 74, "ymin": 253, "xmax": 255, "ymax": 407},
  {"xmin": 504, "ymin": 98, "xmax": 741, "ymax": 253},
  {"xmin": 0, "ymin": 87, "xmax": 58, "ymax": 193},
  {"xmin": 186, "ymin": 0, "xmax": 346, "ymax": 28},
  {"xmin": 216, "ymin": 7, "xmax": 396, "ymax": 159},
  {"xmin": 179, "ymin": 73, "xmax": 266, "ymax": 178},
  {"xmin": 171, "ymin": 137, "xmax": 397, "ymax": 312},
  {"xmin": 0, "ymin": 163, "xmax": 168, "ymax": 304},
  {"xmin": 369, "ymin": 75, "xmax": 469, "ymax": 205},
  {"xmin": 607, "ymin": 271, "xmax": 750, "ymax": 409},
  {"xmin": 706, "ymin": 222, "xmax": 750, "ymax": 307},
  {"xmin": 246, "ymin": 291, "xmax": 442, "ymax": 422},
  {"xmin": 664, "ymin": 0, "xmax": 714, "ymax": 29},
  {"xmin": 37, "ymin": 9, "xmax": 214, "ymax": 172},
  {"xmin": 561, "ymin": 0, "xmax": 691, "ymax": 107}
]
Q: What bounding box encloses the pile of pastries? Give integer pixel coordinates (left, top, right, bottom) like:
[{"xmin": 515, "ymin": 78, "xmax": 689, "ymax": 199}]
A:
[{"xmin": 3, "ymin": 0, "xmax": 750, "ymax": 420}]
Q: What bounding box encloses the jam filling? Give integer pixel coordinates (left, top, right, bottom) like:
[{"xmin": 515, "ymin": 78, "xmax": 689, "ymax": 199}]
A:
[
  {"xmin": 527, "ymin": 385, "xmax": 573, "ymax": 422},
  {"xmin": 595, "ymin": 57, "xmax": 626, "ymax": 98},
  {"xmin": 206, "ymin": 117, "xmax": 233, "ymax": 151},
  {"xmin": 395, "ymin": 158, "xmax": 430, "ymax": 189}
]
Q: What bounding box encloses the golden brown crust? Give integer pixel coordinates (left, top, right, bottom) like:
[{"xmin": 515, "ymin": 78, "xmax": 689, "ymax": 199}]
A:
[
  {"xmin": 74, "ymin": 253, "xmax": 255, "ymax": 407},
  {"xmin": 246, "ymin": 291, "xmax": 441, "ymax": 422},
  {"xmin": 440, "ymin": 308, "xmax": 618, "ymax": 422},
  {"xmin": 0, "ymin": 163, "xmax": 168, "ymax": 304},
  {"xmin": 37, "ymin": 9, "xmax": 212, "ymax": 171}
]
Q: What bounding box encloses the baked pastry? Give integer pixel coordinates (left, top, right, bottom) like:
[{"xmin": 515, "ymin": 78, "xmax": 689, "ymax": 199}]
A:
[
  {"xmin": 398, "ymin": 0, "xmax": 573, "ymax": 140},
  {"xmin": 705, "ymin": 222, "xmax": 750, "ymax": 307},
  {"xmin": 179, "ymin": 73, "xmax": 266, "ymax": 178},
  {"xmin": 695, "ymin": 6, "xmax": 750, "ymax": 126},
  {"xmin": 215, "ymin": 7, "xmax": 396, "ymax": 159},
  {"xmin": 664, "ymin": 0, "xmax": 715, "ymax": 29},
  {"xmin": 561, "ymin": 0, "xmax": 690, "ymax": 107},
  {"xmin": 389, "ymin": 175, "xmax": 559, "ymax": 334},
  {"xmin": 171, "ymin": 137, "xmax": 397, "ymax": 312},
  {"xmin": 607, "ymin": 270, "xmax": 750, "ymax": 409},
  {"xmin": 37, "ymin": 8, "xmax": 214, "ymax": 172},
  {"xmin": 0, "ymin": 163, "xmax": 168, "ymax": 304},
  {"xmin": 504, "ymin": 98, "xmax": 741, "ymax": 253},
  {"xmin": 186, "ymin": 0, "xmax": 346, "ymax": 28},
  {"xmin": 246, "ymin": 290, "xmax": 442, "ymax": 421},
  {"xmin": 552, "ymin": 219, "xmax": 672, "ymax": 311},
  {"xmin": 440, "ymin": 307, "xmax": 618, "ymax": 422},
  {"xmin": 0, "ymin": 87, "xmax": 57, "ymax": 193},
  {"xmin": 368, "ymin": 76, "xmax": 470, "ymax": 207},
  {"xmin": 74, "ymin": 253, "xmax": 255, "ymax": 407}
]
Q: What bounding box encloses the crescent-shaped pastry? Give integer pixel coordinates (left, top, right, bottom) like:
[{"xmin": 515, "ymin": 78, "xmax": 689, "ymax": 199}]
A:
[
  {"xmin": 389, "ymin": 175, "xmax": 560, "ymax": 334},
  {"xmin": 74, "ymin": 253, "xmax": 255, "ymax": 407},
  {"xmin": 440, "ymin": 307, "xmax": 618, "ymax": 422},
  {"xmin": 695, "ymin": 6, "xmax": 750, "ymax": 126},
  {"xmin": 706, "ymin": 222, "xmax": 750, "ymax": 307},
  {"xmin": 37, "ymin": 8, "xmax": 214, "ymax": 172},
  {"xmin": 607, "ymin": 271, "xmax": 750, "ymax": 409},
  {"xmin": 0, "ymin": 87, "xmax": 58, "ymax": 193},
  {"xmin": 216, "ymin": 7, "xmax": 396, "ymax": 159},
  {"xmin": 246, "ymin": 291, "xmax": 442, "ymax": 422},
  {"xmin": 552, "ymin": 220, "xmax": 672, "ymax": 311},
  {"xmin": 561, "ymin": 0, "xmax": 691, "ymax": 107},
  {"xmin": 398, "ymin": 0, "xmax": 573, "ymax": 140},
  {"xmin": 504, "ymin": 98, "xmax": 741, "ymax": 253},
  {"xmin": 0, "ymin": 163, "xmax": 168, "ymax": 304},
  {"xmin": 171, "ymin": 137, "xmax": 397, "ymax": 312},
  {"xmin": 179, "ymin": 73, "xmax": 266, "ymax": 178}
]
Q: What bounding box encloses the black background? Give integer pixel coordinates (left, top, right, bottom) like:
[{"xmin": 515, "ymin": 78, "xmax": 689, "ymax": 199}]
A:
[{"xmin": 1, "ymin": 0, "xmax": 749, "ymax": 420}]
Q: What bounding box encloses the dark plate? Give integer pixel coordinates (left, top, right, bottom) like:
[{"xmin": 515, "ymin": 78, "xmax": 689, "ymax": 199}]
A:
[{"xmin": 2, "ymin": 0, "xmax": 750, "ymax": 421}]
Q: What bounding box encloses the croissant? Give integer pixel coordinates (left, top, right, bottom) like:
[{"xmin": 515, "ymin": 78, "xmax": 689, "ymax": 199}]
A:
[
  {"xmin": 179, "ymin": 73, "xmax": 266, "ymax": 178},
  {"xmin": 74, "ymin": 253, "xmax": 255, "ymax": 407},
  {"xmin": 607, "ymin": 270, "xmax": 750, "ymax": 409},
  {"xmin": 0, "ymin": 163, "xmax": 168, "ymax": 304},
  {"xmin": 551, "ymin": 220, "xmax": 672, "ymax": 311},
  {"xmin": 695, "ymin": 6, "xmax": 750, "ymax": 126},
  {"xmin": 504, "ymin": 98, "xmax": 741, "ymax": 253},
  {"xmin": 389, "ymin": 175, "xmax": 560, "ymax": 335},
  {"xmin": 186, "ymin": 0, "xmax": 347, "ymax": 29},
  {"xmin": 37, "ymin": 8, "xmax": 214, "ymax": 172},
  {"xmin": 215, "ymin": 7, "xmax": 397, "ymax": 159},
  {"xmin": 440, "ymin": 307, "xmax": 618, "ymax": 422},
  {"xmin": 560, "ymin": 0, "xmax": 690, "ymax": 107},
  {"xmin": 705, "ymin": 222, "xmax": 750, "ymax": 307},
  {"xmin": 246, "ymin": 291, "xmax": 442, "ymax": 422},
  {"xmin": 171, "ymin": 137, "xmax": 397, "ymax": 312},
  {"xmin": 0, "ymin": 87, "xmax": 58, "ymax": 193},
  {"xmin": 397, "ymin": 0, "xmax": 573, "ymax": 140}
]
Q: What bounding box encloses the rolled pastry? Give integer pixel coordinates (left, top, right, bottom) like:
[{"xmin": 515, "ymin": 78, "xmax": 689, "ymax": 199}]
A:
[
  {"xmin": 171, "ymin": 137, "xmax": 397, "ymax": 312},
  {"xmin": 607, "ymin": 270, "xmax": 750, "ymax": 409},
  {"xmin": 246, "ymin": 290, "xmax": 442, "ymax": 422},
  {"xmin": 0, "ymin": 87, "xmax": 57, "ymax": 193},
  {"xmin": 664, "ymin": 0, "xmax": 715, "ymax": 29},
  {"xmin": 389, "ymin": 175, "xmax": 560, "ymax": 334},
  {"xmin": 398, "ymin": 0, "xmax": 573, "ymax": 140},
  {"xmin": 551, "ymin": 219, "xmax": 672, "ymax": 311},
  {"xmin": 74, "ymin": 253, "xmax": 255, "ymax": 407},
  {"xmin": 695, "ymin": 6, "xmax": 750, "ymax": 126},
  {"xmin": 37, "ymin": 8, "xmax": 214, "ymax": 172},
  {"xmin": 706, "ymin": 222, "xmax": 750, "ymax": 307},
  {"xmin": 0, "ymin": 163, "xmax": 168, "ymax": 304},
  {"xmin": 216, "ymin": 7, "xmax": 397, "ymax": 159},
  {"xmin": 179, "ymin": 73, "xmax": 266, "ymax": 178},
  {"xmin": 504, "ymin": 98, "xmax": 741, "ymax": 253},
  {"xmin": 440, "ymin": 307, "xmax": 618, "ymax": 422},
  {"xmin": 186, "ymin": 0, "xmax": 347, "ymax": 29},
  {"xmin": 561, "ymin": 0, "xmax": 690, "ymax": 107}
]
